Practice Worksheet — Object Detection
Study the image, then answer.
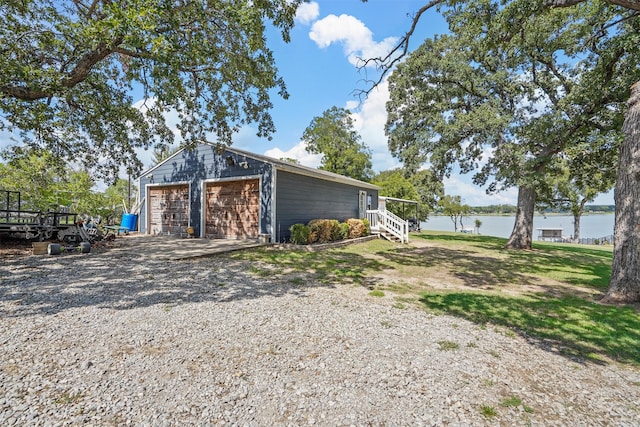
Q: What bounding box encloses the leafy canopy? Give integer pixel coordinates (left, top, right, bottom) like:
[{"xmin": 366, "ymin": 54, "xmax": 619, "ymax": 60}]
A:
[
  {"xmin": 373, "ymin": 168, "xmax": 443, "ymax": 220},
  {"xmin": 0, "ymin": 0, "xmax": 301, "ymax": 182},
  {"xmin": 386, "ymin": 0, "xmax": 639, "ymax": 195},
  {"xmin": 0, "ymin": 148, "xmax": 133, "ymax": 221},
  {"xmin": 302, "ymin": 106, "xmax": 374, "ymax": 182},
  {"xmin": 438, "ymin": 194, "xmax": 471, "ymax": 232}
]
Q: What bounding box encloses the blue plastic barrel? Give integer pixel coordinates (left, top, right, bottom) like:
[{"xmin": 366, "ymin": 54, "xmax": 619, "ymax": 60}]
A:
[{"xmin": 120, "ymin": 213, "xmax": 138, "ymax": 232}]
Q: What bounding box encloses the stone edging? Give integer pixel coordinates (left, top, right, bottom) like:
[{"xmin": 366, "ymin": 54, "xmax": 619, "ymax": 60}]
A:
[{"xmin": 269, "ymin": 234, "xmax": 379, "ymax": 252}]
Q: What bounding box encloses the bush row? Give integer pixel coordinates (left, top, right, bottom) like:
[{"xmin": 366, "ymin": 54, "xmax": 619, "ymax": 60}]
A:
[{"xmin": 289, "ymin": 218, "xmax": 371, "ymax": 245}]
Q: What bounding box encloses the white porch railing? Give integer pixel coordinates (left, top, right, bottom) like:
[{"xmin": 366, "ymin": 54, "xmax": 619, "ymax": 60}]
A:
[{"xmin": 366, "ymin": 209, "xmax": 409, "ymax": 243}]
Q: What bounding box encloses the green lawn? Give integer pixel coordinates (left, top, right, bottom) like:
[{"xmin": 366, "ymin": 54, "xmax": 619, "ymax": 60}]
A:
[{"xmin": 230, "ymin": 231, "xmax": 639, "ymax": 365}]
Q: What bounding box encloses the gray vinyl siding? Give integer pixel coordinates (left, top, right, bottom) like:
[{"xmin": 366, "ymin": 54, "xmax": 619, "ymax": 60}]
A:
[
  {"xmin": 138, "ymin": 145, "xmax": 273, "ymax": 237},
  {"xmin": 274, "ymin": 170, "xmax": 378, "ymax": 242}
]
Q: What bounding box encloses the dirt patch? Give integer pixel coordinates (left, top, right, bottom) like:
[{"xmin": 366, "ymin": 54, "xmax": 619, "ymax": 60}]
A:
[
  {"xmin": 0, "ymin": 237, "xmax": 121, "ymax": 259},
  {"xmin": 0, "ymin": 239, "xmax": 33, "ymax": 258}
]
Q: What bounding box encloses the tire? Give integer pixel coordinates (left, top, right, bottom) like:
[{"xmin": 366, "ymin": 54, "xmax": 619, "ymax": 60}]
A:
[
  {"xmin": 79, "ymin": 242, "xmax": 91, "ymax": 253},
  {"xmin": 47, "ymin": 243, "xmax": 61, "ymax": 256}
]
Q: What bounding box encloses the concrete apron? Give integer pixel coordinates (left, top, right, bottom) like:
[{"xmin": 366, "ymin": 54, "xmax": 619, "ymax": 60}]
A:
[{"xmin": 106, "ymin": 234, "xmax": 266, "ymax": 261}]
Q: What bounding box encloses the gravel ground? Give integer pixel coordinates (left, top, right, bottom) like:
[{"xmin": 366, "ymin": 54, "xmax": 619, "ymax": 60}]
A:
[{"xmin": 1, "ymin": 238, "xmax": 639, "ymax": 426}]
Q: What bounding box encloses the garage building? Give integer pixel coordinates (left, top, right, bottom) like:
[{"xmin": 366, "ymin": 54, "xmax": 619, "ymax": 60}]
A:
[{"xmin": 137, "ymin": 144, "xmax": 379, "ymax": 242}]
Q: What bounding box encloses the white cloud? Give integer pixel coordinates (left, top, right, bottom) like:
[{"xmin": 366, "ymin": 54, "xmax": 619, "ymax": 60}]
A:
[
  {"xmin": 295, "ymin": 1, "xmax": 319, "ymax": 25},
  {"xmin": 348, "ymin": 81, "xmax": 389, "ymax": 152},
  {"xmin": 345, "ymin": 80, "xmax": 399, "ymax": 172},
  {"xmin": 309, "ymin": 14, "xmax": 398, "ymax": 67},
  {"xmin": 264, "ymin": 141, "xmax": 322, "ymax": 168}
]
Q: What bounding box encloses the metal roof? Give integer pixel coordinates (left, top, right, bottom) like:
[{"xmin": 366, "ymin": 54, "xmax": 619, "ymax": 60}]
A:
[{"xmin": 139, "ymin": 143, "xmax": 379, "ymax": 190}]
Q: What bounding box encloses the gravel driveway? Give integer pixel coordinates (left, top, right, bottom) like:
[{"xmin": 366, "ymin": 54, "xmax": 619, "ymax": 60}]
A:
[{"xmin": 1, "ymin": 238, "xmax": 639, "ymax": 426}]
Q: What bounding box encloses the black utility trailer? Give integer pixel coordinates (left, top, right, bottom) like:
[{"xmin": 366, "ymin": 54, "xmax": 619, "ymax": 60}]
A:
[{"xmin": 1, "ymin": 190, "xmax": 96, "ymax": 244}]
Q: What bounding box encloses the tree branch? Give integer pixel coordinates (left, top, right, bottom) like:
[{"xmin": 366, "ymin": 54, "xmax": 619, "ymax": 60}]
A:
[
  {"xmin": 357, "ymin": 0, "xmax": 446, "ymax": 96},
  {"xmin": 545, "ymin": 0, "xmax": 640, "ymax": 11},
  {"xmin": 1, "ymin": 37, "xmax": 122, "ymax": 101},
  {"xmin": 61, "ymin": 38, "xmax": 122, "ymax": 88}
]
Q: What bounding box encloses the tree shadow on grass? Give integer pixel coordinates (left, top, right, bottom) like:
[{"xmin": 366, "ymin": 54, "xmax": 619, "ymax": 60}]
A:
[
  {"xmin": 231, "ymin": 246, "xmax": 387, "ymax": 288},
  {"xmin": 379, "ymin": 245, "xmax": 540, "ymax": 290},
  {"xmin": 389, "ymin": 233, "xmax": 612, "ymax": 293},
  {"xmin": 419, "ymin": 292, "xmax": 640, "ymax": 365}
]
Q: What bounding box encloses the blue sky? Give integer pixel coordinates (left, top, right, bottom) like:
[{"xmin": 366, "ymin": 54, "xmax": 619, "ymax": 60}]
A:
[
  {"xmin": 0, "ymin": 0, "xmax": 614, "ymax": 205},
  {"xmin": 241, "ymin": 0, "xmax": 614, "ymax": 205}
]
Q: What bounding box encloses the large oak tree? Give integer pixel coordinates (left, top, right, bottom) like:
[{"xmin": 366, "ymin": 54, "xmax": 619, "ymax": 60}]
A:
[
  {"xmin": 0, "ymin": 0, "xmax": 301, "ymax": 181},
  {"xmin": 544, "ymin": 0, "xmax": 640, "ymax": 310},
  {"xmin": 386, "ymin": 0, "xmax": 636, "ymax": 250},
  {"xmin": 371, "ymin": 0, "xmax": 640, "ymax": 302},
  {"xmin": 302, "ymin": 106, "xmax": 374, "ymax": 182}
]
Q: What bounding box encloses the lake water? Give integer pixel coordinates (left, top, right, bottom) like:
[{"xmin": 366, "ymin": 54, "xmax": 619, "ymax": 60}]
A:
[{"xmin": 421, "ymin": 214, "xmax": 615, "ymax": 240}]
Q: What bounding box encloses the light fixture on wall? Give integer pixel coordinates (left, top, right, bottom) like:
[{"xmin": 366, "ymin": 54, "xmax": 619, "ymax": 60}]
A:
[
  {"xmin": 146, "ymin": 174, "xmax": 153, "ymax": 180},
  {"xmin": 239, "ymin": 161, "xmax": 249, "ymax": 169}
]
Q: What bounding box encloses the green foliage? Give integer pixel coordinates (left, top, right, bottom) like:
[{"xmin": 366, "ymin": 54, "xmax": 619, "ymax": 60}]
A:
[
  {"xmin": 0, "ymin": 0, "xmax": 302, "ymax": 182},
  {"xmin": 288, "ymin": 218, "xmax": 369, "ymax": 245},
  {"xmin": 0, "ymin": 148, "xmax": 134, "ymax": 222},
  {"xmin": 289, "ymin": 223, "xmax": 310, "ymax": 245},
  {"xmin": 151, "ymin": 145, "xmax": 181, "ymax": 167},
  {"xmin": 480, "ymin": 405, "xmax": 498, "ymax": 418},
  {"xmin": 386, "ymin": 0, "xmax": 639, "ymax": 205},
  {"xmin": 236, "ymin": 231, "xmax": 639, "ymax": 364},
  {"xmin": 374, "ymin": 170, "xmax": 420, "ymax": 201},
  {"xmin": 302, "ymin": 106, "xmax": 373, "ymax": 181},
  {"xmin": 362, "ymin": 218, "xmax": 370, "ymax": 236},
  {"xmin": 437, "ymin": 340, "xmax": 459, "ymax": 351},
  {"xmin": 438, "ymin": 195, "xmax": 471, "ymax": 232},
  {"xmin": 373, "ymin": 169, "xmax": 428, "ymax": 220},
  {"xmin": 0, "ymin": 149, "xmax": 66, "ymax": 211},
  {"xmin": 501, "ymin": 395, "xmax": 533, "ymax": 412},
  {"xmin": 338, "ymin": 222, "xmax": 350, "ymax": 240},
  {"xmin": 369, "ymin": 290, "xmax": 385, "ymax": 297}
]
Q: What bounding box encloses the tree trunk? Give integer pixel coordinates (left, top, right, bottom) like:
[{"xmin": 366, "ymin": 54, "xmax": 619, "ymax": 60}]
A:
[
  {"xmin": 605, "ymin": 81, "xmax": 640, "ymax": 304},
  {"xmin": 571, "ymin": 199, "xmax": 587, "ymax": 244},
  {"xmin": 505, "ymin": 185, "xmax": 536, "ymax": 250},
  {"xmin": 572, "ymin": 212, "xmax": 581, "ymax": 244}
]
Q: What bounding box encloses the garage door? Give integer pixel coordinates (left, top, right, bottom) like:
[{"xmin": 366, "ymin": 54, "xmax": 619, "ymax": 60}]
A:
[
  {"xmin": 205, "ymin": 179, "xmax": 259, "ymax": 239},
  {"xmin": 148, "ymin": 185, "xmax": 190, "ymax": 236}
]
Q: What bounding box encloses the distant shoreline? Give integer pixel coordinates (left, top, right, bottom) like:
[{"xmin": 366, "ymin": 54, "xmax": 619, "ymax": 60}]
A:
[{"xmin": 430, "ymin": 212, "xmax": 615, "ymax": 217}]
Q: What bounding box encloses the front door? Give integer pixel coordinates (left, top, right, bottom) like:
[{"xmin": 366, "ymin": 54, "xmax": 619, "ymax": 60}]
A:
[{"xmin": 358, "ymin": 190, "xmax": 367, "ymax": 218}]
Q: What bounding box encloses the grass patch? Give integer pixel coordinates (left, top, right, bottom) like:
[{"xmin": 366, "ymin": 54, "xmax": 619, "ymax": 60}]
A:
[
  {"xmin": 420, "ymin": 292, "xmax": 640, "ymax": 364},
  {"xmin": 380, "ymin": 320, "xmax": 393, "ymax": 328},
  {"xmin": 231, "ymin": 244, "xmax": 389, "ymax": 286},
  {"xmin": 501, "ymin": 396, "xmax": 523, "ymax": 407},
  {"xmin": 369, "ymin": 290, "xmax": 385, "ymax": 297},
  {"xmin": 437, "ymin": 340, "xmax": 459, "ymax": 351},
  {"xmin": 55, "ymin": 392, "xmax": 83, "ymax": 405},
  {"xmin": 480, "ymin": 405, "xmax": 498, "ymax": 418},
  {"xmin": 247, "ymin": 265, "xmax": 272, "ymax": 278},
  {"xmin": 502, "ymin": 396, "xmax": 534, "ymax": 413},
  {"xmin": 289, "ymin": 277, "xmax": 305, "ymax": 286},
  {"xmin": 230, "ymin": 231, "xmax": 638, "ymax": 365}
]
